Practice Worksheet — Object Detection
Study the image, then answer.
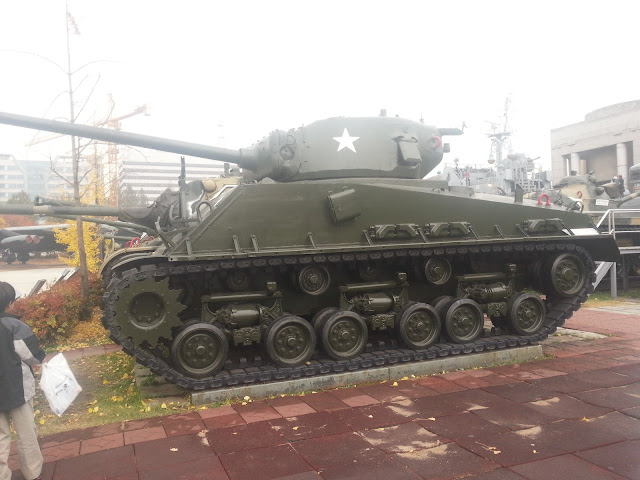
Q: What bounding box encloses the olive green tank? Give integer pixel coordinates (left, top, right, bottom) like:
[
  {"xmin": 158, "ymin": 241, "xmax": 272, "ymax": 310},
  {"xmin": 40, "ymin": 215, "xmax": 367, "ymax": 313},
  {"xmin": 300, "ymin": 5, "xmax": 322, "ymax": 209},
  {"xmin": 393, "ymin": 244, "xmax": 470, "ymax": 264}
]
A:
[{"xmin": 0, "ymin": 111, "xmax": 619, "ymax": 390}]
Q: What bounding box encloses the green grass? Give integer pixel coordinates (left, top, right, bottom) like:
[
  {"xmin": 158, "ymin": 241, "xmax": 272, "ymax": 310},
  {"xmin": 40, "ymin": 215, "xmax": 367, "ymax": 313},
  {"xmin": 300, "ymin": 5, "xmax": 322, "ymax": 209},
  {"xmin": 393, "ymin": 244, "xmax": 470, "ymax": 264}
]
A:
[
  {"xmin": 33, "ymin": 352, "xmax": 194, "ymax": 437},
  {"xmin": 585, "ymin": 287, "xmax": 640, "ymax": 307}
]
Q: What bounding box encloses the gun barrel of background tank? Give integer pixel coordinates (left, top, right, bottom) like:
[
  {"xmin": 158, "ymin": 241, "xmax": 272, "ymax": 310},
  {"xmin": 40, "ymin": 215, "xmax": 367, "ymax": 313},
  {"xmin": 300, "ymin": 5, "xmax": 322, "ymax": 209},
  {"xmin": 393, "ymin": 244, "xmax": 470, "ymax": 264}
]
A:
[
  {"xmin": 0, "ymin": 111, "xmax": 255, "ymax": 168},
  {"xmin": 0, "ymin": 203, "xmax": 136, "ymax": 218}
]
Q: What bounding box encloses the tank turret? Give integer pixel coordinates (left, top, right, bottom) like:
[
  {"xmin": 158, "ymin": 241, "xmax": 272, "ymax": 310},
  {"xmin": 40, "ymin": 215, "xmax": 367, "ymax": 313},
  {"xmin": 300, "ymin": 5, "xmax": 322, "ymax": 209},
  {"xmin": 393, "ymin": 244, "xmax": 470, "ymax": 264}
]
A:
[{"xmin": 0, "ymin": 112, "xmax": 460, "ymax": 182}]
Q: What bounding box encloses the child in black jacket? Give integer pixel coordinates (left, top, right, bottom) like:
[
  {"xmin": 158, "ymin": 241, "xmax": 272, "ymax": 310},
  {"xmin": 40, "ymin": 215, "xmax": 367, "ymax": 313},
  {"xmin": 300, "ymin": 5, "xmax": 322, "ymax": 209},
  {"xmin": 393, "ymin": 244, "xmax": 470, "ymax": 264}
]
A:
[{"xmin": 0, "ymin": 281, "xmax": 45, "ymax": 480}]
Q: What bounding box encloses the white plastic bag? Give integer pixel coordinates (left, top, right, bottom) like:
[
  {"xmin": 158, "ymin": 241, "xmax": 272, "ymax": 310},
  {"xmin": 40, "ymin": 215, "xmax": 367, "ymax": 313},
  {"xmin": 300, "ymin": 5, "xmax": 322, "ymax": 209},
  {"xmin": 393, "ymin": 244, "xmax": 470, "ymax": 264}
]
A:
[{"xmin": 39, "ymin": 353, "xmax": 82, "ymax": 416}]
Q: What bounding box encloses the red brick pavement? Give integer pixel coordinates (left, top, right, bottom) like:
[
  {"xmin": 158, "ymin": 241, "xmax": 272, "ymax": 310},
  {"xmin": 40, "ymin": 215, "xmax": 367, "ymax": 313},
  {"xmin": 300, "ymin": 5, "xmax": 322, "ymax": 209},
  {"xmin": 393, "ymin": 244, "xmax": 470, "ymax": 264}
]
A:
[{"xmin": 9, "ymin": 307, "xmax": 640, "ymax": 480}]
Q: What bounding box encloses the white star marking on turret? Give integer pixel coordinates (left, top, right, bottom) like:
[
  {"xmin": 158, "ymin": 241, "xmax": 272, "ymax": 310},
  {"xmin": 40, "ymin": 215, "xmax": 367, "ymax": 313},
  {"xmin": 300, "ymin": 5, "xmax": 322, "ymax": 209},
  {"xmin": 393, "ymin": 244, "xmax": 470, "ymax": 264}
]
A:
[{"xmin": 333, "ymin": 128, "xmax": 359, "ymax": 153}]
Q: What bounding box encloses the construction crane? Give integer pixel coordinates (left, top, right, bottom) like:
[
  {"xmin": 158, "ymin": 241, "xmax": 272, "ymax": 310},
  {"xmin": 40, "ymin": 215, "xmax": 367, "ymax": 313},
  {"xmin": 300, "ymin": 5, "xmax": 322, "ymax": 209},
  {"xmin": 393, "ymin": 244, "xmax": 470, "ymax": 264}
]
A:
[{"xmin": 25, "ymin": 96, "xmax": 148, "ymax": 205}]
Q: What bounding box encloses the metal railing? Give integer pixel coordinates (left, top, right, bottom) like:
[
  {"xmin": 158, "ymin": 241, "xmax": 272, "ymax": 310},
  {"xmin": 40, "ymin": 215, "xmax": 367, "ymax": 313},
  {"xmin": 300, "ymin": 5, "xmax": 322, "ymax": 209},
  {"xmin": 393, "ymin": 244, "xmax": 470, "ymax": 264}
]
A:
[
  {"xmin": 594, "ymin": 208, "xmax": 640, "ymax": 235},
  {"xmin": 591, "ymin": 208, "xmax": 640, "ymax": 298}
]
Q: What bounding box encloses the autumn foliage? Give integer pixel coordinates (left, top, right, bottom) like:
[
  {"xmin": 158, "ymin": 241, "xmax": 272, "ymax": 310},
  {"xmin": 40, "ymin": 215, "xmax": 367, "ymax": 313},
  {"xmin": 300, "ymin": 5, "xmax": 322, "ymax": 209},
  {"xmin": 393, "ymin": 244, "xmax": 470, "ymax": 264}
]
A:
[
  {"xmin": 54, "ymin": 220, "xmax": 102, "ymax": 273},
  {"xmin": 8, "ymin": 275, "xmax": 104, "ymax": 347},
  {"xmin": 0, "ymin": 215, "xmax": 39, "ymax": 228}
]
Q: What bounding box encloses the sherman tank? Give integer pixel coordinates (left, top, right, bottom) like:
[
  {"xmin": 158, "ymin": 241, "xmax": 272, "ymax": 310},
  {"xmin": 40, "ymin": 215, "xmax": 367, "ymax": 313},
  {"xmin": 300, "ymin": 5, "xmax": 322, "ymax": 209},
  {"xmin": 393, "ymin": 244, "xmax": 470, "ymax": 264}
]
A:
[
  {"xmin": 0, "ymin": 111, "xmax": 620, "ymax": 390},
  {"xmin": 528, "ymin": 171, "xmax": 640, "ymax": 276}
]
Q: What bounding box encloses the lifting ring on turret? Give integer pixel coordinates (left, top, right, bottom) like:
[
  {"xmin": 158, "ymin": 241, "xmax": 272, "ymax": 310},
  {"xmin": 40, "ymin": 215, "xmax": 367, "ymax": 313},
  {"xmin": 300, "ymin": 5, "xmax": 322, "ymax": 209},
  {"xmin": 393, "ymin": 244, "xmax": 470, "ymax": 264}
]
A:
[
  {"xmin": 537, "ymin": 193, "xmax": 551, "ymax": 206},
  {"xmin": 576, "ymin": 190, "xmax": 583, "ymax": 199}
]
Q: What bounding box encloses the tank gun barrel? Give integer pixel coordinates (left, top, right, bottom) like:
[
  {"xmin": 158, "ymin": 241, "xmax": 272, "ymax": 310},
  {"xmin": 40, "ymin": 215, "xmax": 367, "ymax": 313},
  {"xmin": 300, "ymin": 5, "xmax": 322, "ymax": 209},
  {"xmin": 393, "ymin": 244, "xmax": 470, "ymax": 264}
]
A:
[
  {"xmin": 0, "ymin": 111, "xmax": 257, "ymax": 169},
  {"xmin": 57, "ymin": 215, "xmax": 156, "ymax": 236},
  {"xmin": 0, "ymin": 203, "xmax": 157, "ymax": 234},
  {"xmin": 615, "ymin": 191, "xmax": 640, "ymax": 207},
  {"xmin": 0, "ymin": 203, "xmax": 130, "ymax": 217}
]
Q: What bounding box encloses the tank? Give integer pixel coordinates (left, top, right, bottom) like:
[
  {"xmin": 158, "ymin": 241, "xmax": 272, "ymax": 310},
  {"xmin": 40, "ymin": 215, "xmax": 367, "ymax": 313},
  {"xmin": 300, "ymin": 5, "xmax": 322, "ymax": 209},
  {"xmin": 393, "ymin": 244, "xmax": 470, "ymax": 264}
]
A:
[
  {"xmin": 0, "ymin": 111, "xmax": 620, "ymax": 390},
  {"xmin": 527, "ymin": 172, "xmax": 640, "ymax": 276},
  {"xmin": 536, "ymin": 172, "xmax": 640, "ymax": 213}
]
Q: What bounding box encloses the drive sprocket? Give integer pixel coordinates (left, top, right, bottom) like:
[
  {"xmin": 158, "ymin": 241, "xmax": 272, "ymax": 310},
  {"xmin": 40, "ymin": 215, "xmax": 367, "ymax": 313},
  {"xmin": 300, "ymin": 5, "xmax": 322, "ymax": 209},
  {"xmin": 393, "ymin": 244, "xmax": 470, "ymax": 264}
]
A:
[{"xmin": 112, "ymin": 274, "xmax": 185, "ymax": 347}]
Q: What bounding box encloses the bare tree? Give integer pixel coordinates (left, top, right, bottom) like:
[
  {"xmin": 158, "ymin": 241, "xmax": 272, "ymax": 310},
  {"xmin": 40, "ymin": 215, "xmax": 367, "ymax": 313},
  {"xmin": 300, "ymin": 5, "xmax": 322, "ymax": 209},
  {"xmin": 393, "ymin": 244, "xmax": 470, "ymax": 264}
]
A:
[{"xmin": 65, "ymin": 3, "xmax": 90, "ymax": 303}]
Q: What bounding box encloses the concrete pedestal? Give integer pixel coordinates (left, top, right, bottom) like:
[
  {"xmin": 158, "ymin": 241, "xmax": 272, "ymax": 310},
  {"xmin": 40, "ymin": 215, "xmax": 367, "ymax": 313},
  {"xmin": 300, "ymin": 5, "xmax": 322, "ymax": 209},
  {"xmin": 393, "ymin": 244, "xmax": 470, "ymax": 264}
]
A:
[{"xmin": 190, "ymin": 345, "xmax": 543, "ymax": 405}]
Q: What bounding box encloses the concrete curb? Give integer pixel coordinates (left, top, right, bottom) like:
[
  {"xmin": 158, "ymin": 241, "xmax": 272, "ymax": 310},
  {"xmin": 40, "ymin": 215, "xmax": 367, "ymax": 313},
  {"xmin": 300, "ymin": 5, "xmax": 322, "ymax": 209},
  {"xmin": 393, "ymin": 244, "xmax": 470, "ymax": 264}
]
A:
[{"xmin": 191, "ymin": 345, "xmax": 543, "ymax": 405}]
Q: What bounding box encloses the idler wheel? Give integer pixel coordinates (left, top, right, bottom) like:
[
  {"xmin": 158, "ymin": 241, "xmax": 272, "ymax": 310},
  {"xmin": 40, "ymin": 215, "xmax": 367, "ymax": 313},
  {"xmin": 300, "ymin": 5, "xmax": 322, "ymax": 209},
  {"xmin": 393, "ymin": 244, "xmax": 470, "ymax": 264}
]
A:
[
  {"xmin": 171, "ymin": 323, "xmax": 228, "ymax": 378},
  {"xmin": 321, "ymin": 310, "xmax": 368, "ymax": 360},
  {"xmin": 424, "ymin": 258, "xmax": 452, "ymax": 285},
  {"xmin": 298, "ymin": 265, "xmax": 330, "ymax": 295},
  {"xmin": 396, "ymin": 302, "xmax": 441, "ymax": 349},
  {"xmin": 443, "ymin": 299, "xmax": 484, "ymax": 343},
  {"xmin": 267, "ymin": 315, "xmax": 316, "ymax": 367},
  {"xmin": 546, "ymin": 253, "xmax": 587, "ymax": 297},
  {"xmin": 507, "ymin": 292, "xmax": 546, "ymax": 335}
]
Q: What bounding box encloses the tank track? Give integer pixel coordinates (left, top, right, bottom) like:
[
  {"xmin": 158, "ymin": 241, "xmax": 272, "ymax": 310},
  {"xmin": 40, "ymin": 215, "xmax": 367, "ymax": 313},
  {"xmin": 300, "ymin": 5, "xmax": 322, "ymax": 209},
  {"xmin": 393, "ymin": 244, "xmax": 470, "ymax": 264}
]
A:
[{"xmin": 102, "ymin": 241, "xmax": 595, "ymax": 391}]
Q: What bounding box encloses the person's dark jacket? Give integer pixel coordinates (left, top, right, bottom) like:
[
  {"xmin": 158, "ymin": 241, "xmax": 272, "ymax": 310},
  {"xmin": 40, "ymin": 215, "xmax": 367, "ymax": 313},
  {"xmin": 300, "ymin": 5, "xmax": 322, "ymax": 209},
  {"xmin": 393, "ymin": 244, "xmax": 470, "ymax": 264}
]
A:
[{"xmin": 0, "ymin": 313, "xmax": 46, "ymax": 412}]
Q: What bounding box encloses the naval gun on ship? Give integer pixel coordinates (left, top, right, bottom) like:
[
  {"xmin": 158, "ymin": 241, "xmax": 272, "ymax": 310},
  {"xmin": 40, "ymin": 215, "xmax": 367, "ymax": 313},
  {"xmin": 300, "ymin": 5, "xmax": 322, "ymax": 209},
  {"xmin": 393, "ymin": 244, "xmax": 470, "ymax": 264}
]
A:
[{"xmin": 0, "ymin": 111, "xmax": 619, "ymax": 390}]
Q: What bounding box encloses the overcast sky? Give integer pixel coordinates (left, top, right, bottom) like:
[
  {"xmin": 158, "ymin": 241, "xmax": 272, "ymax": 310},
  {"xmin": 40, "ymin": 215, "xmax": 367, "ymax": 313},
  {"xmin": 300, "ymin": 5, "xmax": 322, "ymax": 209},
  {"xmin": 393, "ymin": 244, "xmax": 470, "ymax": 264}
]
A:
[{"xmin": 0, "ymin": 0, "xmax": 638, "ymax": 175}]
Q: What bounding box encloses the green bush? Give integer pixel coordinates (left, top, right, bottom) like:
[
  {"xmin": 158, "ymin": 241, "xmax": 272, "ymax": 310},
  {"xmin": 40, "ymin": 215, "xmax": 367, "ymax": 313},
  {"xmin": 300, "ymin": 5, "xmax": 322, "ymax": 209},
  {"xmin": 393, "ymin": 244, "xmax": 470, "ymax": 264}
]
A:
[{"xmin": 8, "ymin": 275, "xmax": 103, "ymax": 347}]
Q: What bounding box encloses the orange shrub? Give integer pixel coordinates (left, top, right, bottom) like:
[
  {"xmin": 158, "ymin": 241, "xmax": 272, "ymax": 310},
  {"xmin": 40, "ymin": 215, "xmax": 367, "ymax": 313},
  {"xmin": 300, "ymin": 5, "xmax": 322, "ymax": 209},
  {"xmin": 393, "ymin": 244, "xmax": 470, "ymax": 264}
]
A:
[{"xmin": 8, "ymin": 275, "xmax": 103, "ymax": 347}]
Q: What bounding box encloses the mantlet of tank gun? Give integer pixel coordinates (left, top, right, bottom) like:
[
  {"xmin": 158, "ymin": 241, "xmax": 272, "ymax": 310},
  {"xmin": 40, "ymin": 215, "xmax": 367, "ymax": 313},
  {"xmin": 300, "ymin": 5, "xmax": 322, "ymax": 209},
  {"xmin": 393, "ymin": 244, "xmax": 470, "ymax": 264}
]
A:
[{"xmin": 244, "ymin": 116, "xmax": 452, "ymax": 182}]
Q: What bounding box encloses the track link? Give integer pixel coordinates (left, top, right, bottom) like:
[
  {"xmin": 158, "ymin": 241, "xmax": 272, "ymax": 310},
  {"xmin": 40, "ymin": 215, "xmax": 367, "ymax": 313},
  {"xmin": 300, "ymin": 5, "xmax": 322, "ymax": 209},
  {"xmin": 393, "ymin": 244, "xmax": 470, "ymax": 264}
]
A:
[{"xmin": 102, "ymin": 241, "xmax": 595, "ymax": 391}]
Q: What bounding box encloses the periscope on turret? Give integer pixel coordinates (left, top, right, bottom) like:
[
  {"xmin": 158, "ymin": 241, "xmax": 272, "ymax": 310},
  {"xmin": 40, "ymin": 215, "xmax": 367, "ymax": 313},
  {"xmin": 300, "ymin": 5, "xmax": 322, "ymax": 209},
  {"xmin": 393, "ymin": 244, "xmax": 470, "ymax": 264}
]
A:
[{"xmin": 0, "ymin": 110, "xmax": 620, "ymax": 391}]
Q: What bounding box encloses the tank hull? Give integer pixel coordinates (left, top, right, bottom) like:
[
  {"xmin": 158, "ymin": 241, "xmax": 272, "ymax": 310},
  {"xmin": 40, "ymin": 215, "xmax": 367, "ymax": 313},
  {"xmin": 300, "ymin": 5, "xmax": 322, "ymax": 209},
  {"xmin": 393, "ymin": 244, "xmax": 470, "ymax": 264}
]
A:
[
  {"xmin": 168, "ymin": 179, "xmax": 617, "ymax": 261},
  {"xmin": 102, "ymin": 179, "xmax": 618, "ymax": 390}
]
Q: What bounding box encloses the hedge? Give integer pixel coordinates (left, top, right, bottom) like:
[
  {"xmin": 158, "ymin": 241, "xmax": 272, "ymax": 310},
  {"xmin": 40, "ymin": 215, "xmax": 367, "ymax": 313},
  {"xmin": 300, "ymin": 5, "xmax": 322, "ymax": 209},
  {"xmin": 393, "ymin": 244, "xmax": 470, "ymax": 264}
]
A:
[{"xmin": 8, "ymin": 275, "xmax": 103, "ymax": 347}]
